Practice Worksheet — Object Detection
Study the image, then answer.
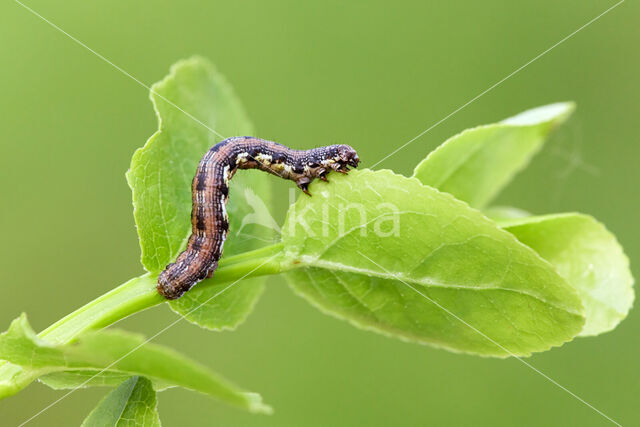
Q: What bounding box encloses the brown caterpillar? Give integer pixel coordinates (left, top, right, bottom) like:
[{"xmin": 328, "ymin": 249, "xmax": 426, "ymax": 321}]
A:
[{"xmin": 157, "ymin": 136, "xmax": 360, "ymax": 299}]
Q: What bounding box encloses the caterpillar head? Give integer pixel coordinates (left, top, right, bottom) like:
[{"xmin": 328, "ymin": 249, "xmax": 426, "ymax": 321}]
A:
[{"xmin": 335, "ymin": 144, "xmax": 360, "ymax": 168}]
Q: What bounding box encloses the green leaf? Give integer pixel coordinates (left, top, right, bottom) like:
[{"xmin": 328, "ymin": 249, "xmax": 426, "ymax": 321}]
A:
[
  {"xmin": 0, "ymin": 314, "xmax": 271, "ymax": 414},
  {"xmin": 412, "ymin": 102, "xmax": 574, "ymax": 209},
  {"xmin": 499, "ymin": 214, "xmax": 634, "ymax": 336},
  {"xmin": 408, "ymin": 101, "xmax": 633, "ymax": 336},
  {"xmin": 126, "ymin": 56, "xmax": 273, "ymax": 329},
  {"xmin": 168, "ymin": 280, "xmax": 266, "ymax": 332},
  {"xmin": 82, "ymin": 376, "xmax": 161, "ymax": 427},
  {"xmin": 281, "ymin": 169, "xmax": 584, "ymax": 357}
]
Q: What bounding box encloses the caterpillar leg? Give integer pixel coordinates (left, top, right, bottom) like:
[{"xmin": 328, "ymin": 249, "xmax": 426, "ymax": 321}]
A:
[
  {"xmin": 329, "ymin": 162, "xmax": 350, "ymax": 174},
  {"xmin": 296, "ymin": 177, "xmax": 312, "ymax": 196},
  {"xmin": 206, "ymin": 261, "xmax": 219, "ymax": 279},
  {"xmin": 318, "ymin": 168, "xmax": 329, "ymax": 182}
]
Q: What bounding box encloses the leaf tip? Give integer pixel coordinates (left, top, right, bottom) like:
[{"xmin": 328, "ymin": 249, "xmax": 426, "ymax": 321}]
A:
[
  {"xmin": 501, "ymin": 101, "xmax": 575, "ymax": 127},
  {"xmin": 5, "ymin": 313, "xmax": 33, "ymax": 337},
  {"xmin": 243, "ymin": 392, "xmax": 273, "ymax": 415}
]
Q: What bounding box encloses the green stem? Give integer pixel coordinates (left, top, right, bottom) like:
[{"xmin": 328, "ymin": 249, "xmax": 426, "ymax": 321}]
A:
[
  {"xmin": 41, "ymin": 242, "xmax": 286, "ymax": 344},
  {"xmin": 0, "ymin": 242, "xmax": 290, "ymax": 398},
  {"xmin": 216, "ymin": 242, "xmax": 284, "ymax": 266},
  {"xmin": 40, "ymin": 274, "xmax": 162, "ymax": 344}
]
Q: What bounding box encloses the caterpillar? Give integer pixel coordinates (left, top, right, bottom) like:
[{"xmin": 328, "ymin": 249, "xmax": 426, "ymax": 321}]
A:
[{"xmin": 157, "ymin": 136, "xmax": 360, "ymax": 299}]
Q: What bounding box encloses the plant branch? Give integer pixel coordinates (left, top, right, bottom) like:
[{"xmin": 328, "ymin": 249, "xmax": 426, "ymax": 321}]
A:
[
  {"xmin": 0, "ymin": 242, "xmax": 288, "ymax": 398},
  {"xmin": 41, "ymin": 242, "xmax": 286, "ymax": 343}
]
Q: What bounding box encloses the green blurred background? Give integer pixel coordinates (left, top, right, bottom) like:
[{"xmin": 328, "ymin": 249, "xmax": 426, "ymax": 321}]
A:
[{"xmin": 1, "ymin": 1, "xmax": 638, "ymax": 425}]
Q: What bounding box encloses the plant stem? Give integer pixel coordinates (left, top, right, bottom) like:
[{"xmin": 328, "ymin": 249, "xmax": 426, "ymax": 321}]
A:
[
  {"xmin": 39, "ymin": 274, "xmax": 162, "ymax": 344},
  {"xmin": 40, "ymin": 242, "xmax": 286, "ymax": 344},
  {"xmin": 0, "ymin": 243, "xmax": 290, "ymax": 398}
]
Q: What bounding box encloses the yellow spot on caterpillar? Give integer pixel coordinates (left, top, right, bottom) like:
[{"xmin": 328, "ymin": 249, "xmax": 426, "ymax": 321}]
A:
[
  {"xmin": 223, "ymin": 165, "xmax": 231, "ymax": 184},
  {"xmin": 236, "ymin": 152, "xmax": 249, "ymax": 164},
  {"xmin": 255, "ymin": 154, "xmax": 273, "ymax": 165},
  {"xmin": 220, "ymin": 195, "xmax": 228, "ymax": 220}
]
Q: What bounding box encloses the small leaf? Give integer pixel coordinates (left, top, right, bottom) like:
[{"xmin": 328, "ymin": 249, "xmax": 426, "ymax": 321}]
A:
[
  {"xmin": 82, "ymin": 376, "xmax": 161, "ymax": 427},
  {"xmin": 126, "ymin": 56, "xmax": 273, "ymax": 329},
  {"xmin": 499, "ymin": 214, "xmax": 634, "ymax": 336},
  {"xmin": 0, "ymin": 314, "xmax": 271, "ymax": 414},
  {"xmin": 281, "ymin": 169, "xmax": 584, "ymax": 357},
  {"xmin": 412, "ymin": 102, "xmax": 574, "ymax": 208}
]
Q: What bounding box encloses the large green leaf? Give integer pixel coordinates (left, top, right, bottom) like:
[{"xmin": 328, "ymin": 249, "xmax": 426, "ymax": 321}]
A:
[
  {"xmin": 126, "ymin": 56, "xmax": 273, "ymax": 329},
  {"xmin": 499, "ymin": 214, "xmax": 634, "ymax": 336},
  {"xmin": 82, "ymin": 376, "xmax": 161, "ymax": 427},
  {"xmin": 0, "ymin": 314, "xmax": 271, "ymax": 414},
  {"xmin": 408, "ymin": 102, "xmax": 633, "ymax": 337},
  {"xmin": 412, "ymin": 102, "xmax": 574, "ymax": 209},
  {"xmin": 281, "ymin": 169, "xmax": 584, "ymax": 357}
]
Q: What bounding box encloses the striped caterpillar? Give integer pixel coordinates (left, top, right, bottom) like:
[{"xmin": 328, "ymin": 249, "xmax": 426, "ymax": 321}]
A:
[{"xmin": 157, "ymin": 136, "xmax": 360, "ymax": 299}]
